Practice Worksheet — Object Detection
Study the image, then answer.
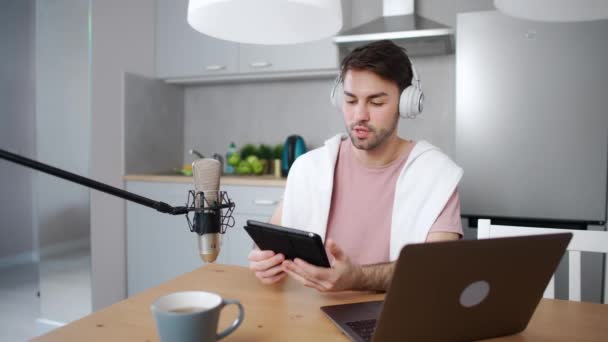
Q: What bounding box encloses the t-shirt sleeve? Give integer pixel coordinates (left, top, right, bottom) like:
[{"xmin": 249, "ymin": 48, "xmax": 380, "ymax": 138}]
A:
[{"xmin": 428, "ymin": 188, "xmax": 463, "ymax": 237}]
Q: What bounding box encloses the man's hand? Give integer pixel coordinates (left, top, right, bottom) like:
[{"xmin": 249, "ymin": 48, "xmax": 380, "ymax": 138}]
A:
[
  {"xmin": 282, "ymin": 239, "xmax": 362, "ymax": 292},
  {"xmin": 248, "ymin": 249, "xmax": 287, "ymax": 285}
]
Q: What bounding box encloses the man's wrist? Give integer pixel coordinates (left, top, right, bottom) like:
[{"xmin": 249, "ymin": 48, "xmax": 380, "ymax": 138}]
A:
[
  {"xmin": 353, "ymin": 263, "xmax": 394, "ymax": 292},
  {"xmin": 349, "ymin": 264, "xmax": 365, "ymax": 291}
]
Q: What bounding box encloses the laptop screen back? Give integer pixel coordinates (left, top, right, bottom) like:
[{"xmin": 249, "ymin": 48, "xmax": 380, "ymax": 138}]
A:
[{"xmin": 372, "ymin": 233, "xmax": 571, "ymax": 341}]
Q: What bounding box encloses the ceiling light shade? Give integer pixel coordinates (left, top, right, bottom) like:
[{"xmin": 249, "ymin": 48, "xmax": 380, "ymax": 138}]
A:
[
  {"xmin": 187, "ymin": 0, "xmax": 343, "ymax": 45},
  {"xmin": 494, "ymin": 0, "xmax": 608, "ymax": 22}
]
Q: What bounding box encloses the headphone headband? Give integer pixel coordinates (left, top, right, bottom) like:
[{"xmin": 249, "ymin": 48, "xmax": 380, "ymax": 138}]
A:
[
  {"xmin": 411, "ymin": 64, "xmax": 421, "ymax": 90},
  {"xmin": 330, "ymin": 63, "xmax": 424, "ymax": 119}
]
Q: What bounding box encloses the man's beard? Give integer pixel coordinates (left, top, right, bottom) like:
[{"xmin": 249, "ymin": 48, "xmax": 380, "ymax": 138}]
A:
[{"xmin": 346, "ymin": 114, "xmax": 399, "ymax": 151}]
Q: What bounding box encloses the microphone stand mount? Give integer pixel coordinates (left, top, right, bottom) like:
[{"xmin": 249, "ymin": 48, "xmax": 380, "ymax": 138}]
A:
[{"xmin": 0, "ymin": 148, "xmax": 190, "ymax": 215}]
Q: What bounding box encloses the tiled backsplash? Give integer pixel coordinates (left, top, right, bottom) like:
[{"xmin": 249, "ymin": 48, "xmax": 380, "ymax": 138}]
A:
[{"xmin": 184, "ymin": 77, "xmax": 343, "ymax": 162}]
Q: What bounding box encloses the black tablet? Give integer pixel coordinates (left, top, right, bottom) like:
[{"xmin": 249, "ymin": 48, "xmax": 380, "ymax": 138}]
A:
[{"xmin": 244, "ymin": 220, "xmax": 331, "ymax": 268}]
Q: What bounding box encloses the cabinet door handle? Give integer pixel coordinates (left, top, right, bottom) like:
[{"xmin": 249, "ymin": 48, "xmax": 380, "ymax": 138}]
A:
[
  {"xmin": 205, "ymin": 65, "xmax": 227, "ymax": 71},
  {"xmin": 253, "ymin": 199, "xmax": 279, "ymax": 206},
  {"xmin": 249, "ymin": 61, "xmax": 272, "ymax": 68}
]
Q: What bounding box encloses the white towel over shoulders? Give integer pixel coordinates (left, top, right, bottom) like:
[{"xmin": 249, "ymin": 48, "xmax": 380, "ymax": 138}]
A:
[{"xmin": 282, "ymin": 134, "xmax": 463, "ymax": 261}]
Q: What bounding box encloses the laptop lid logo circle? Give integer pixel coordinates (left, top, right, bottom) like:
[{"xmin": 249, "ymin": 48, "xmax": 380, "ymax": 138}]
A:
[{"xmin": 459, "ymin": 280, "xmax": 490, "ymax": 308}]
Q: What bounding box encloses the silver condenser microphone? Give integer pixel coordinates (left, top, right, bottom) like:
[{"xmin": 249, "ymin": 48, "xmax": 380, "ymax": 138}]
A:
[{"xmin": 192, "ymin": 158, "xmax": 222, "ymax": 262}]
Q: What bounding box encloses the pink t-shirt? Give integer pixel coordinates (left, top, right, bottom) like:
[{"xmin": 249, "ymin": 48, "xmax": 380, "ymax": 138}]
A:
[{"xmin": 325, "ymin": 139, "xmax": 463, "ymax": 265}]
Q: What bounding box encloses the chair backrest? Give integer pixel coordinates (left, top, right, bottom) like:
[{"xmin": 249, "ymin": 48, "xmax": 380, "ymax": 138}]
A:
[{"xmin": 477, "ymin": 219, "xmax": 608, "ymax": 303}]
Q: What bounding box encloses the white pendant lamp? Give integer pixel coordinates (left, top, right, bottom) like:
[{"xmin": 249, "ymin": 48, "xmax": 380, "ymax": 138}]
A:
[
  {"xmin": 187, "ymin": 0, "xmax": 343, "ymax": 45},
  {"xmin": 494, "ymin": 0, "xmax": 608, "ymax": 22}
]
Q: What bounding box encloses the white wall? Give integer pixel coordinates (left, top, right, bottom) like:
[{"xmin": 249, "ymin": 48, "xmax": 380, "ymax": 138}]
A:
[
  {"xmin": 90, "ymin": 0, "xmax": 155, "ymax": 310},
  {"xmin": 35, "ymin": 0, "xmax": 93, "ymax": 324},
  {"xmin": 0, "ymin": 0, "xmax": 36, "ymax": 263},
  {"xmin": 35, "ymin": 0, "xmax": 91, "ymax": 251}
]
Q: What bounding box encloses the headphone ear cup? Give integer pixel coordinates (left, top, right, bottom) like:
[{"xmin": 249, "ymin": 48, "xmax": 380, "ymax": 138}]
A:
[
  {"xmin": 330, "ymin": 77, "xmax": 343, "ymax": 110},
  {"xmin": 399, "ymin": 85, "xmax": 424, "ymax": 119}
]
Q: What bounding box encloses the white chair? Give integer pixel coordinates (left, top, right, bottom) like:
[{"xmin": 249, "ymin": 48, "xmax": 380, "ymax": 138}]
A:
[{"xmin": 477, "ymin": 219, "xmax": 608, "ymax": 303}]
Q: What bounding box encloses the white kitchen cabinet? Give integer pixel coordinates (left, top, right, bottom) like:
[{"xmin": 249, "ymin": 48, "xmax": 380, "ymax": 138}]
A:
[
  {"xmin": 156, "ymin": 0, "xmax": 239, "ymax": 78},
  {"xmin": 126, "ymin": 181, "xmax": 205, "ymax": 296},
  {"xmin": 239, "ymin": 38, "xmax": 339, "ymax": 74},
  {"xmin": 223, "ymin": 213, "xmax": 265, "ymax": 267},
  {"xmin": 126, "ymin": 181, "xmax": 283, "ymax": 295},
  {"xmin": 156, "ymin": 0, "xmax": 340, "ymax": 82},
  {"xmin": 222, "ymin": 184, "xmax": 284, "ymax": 266}
]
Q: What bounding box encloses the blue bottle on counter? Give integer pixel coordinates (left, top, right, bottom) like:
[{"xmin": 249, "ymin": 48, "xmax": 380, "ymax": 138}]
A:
[{"xmin": 225, "ymin": 142, "xmax": 236, "ymax": 174}]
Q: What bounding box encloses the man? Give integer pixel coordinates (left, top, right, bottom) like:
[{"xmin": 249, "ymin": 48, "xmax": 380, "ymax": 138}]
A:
[{"xmin": 249, "ymin": 40, "xmax": 463, "ymax": 292}]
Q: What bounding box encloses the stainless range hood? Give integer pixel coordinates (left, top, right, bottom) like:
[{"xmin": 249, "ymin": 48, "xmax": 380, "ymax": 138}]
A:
[{"xmin": 334, "ymin": 0, "xmax": 454, "ymax": 56}]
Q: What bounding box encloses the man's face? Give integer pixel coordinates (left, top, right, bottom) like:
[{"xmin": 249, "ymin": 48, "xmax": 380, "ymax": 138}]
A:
[{"xmin": 342, "ymin": 69, "xmax": 400, "ymax": 151}]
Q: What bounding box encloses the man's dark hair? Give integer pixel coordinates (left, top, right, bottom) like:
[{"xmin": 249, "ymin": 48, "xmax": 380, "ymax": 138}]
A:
[{"xmin": 339, "ymin": 40, "xmax": 413, "ymax": 92}]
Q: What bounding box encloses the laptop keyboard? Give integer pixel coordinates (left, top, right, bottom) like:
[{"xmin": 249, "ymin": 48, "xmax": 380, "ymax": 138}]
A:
[{"xmin": 346, "ymin": 319, "xmax": 377, "ymax": 342}]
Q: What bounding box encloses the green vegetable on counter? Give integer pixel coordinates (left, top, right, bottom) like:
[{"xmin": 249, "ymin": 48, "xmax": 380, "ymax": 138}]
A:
[
  {"xmin": 250, "ymin": 159, "xmax": 264, "ymax": 175},
  {"xmin": 240, "ymin": 144, "xmax": 258, "ymax": 160},
  {"xmin": 228, "ymin": 142, "xmax": 281, "ymax": 175},
  {"xmin": 236, "ymin": 160, "xmax": 253, "ymax": 175},
  {"xmin": 258, "ymin": 144, "xmax": 273, "ymax": 160},
  {"xmin": 227, "ymin": 152, "xmax": 241, "ymax": 167},
  {"xmin": 246, "ymin": 155, "xmax": 259, "ymax": 164},
  {"xmin": 173, "ymin": 168, "xmax": 193, "ymax": 177},
  {"xmin": 273, "ymin": 144, "xmax": 283, "ymax": 160}
]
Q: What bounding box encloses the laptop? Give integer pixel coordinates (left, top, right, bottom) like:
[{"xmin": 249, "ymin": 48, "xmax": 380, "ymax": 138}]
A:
[{"xmin": 321, "ymin": 233, "xmax": 572, "ymax": 342}]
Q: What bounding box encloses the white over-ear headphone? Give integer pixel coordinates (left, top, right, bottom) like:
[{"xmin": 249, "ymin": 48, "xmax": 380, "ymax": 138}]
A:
[{"xmin": 330, "ymin": 64, "xmax": 424, "ymax": 119}]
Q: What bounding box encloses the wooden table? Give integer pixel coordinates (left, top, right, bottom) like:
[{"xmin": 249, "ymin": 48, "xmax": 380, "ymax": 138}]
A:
[{"xmin": 34, "ymin": 264, "xmax": 608, "ymax": 341}]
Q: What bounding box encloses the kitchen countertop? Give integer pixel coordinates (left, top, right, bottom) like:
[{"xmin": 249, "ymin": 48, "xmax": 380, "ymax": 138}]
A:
[{"xmin": 124, "ymin": 174, "xmax": 286, "ymax": 187}]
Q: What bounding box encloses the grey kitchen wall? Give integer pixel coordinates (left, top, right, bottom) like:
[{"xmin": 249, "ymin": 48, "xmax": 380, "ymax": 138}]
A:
[
  {"xmin": 90, "ymin": 0, "xmax": 155, "ymax": 310},
  {"xmin": 35, "ymin": 0, "xmax": 91, "ymax": 250},
  {"xmin": 183, "ymin": 0, "xmax": 494, "ymax": 162},
  {"xmin": 124, "ymin": 73, "xmax": 184, "ymax": 174},
  {"xmin": 184, "ymin": 78, "xmax": 342, "ymax": 160},
  {"xmin": 184, "ymin": 54, "xmax": 456, "ymax": 161},
  {"xmin": 0, "ymin": 0, "xmax": 36, "ymax": 262}
]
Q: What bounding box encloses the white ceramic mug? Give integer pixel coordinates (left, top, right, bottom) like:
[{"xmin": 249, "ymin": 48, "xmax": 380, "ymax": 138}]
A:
[{"xmin": 151, "ymin": 291, "xmax": 244, "ymax": 342}]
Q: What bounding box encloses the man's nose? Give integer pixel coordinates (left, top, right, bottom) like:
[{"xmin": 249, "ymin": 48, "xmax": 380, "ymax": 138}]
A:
[{"xmin": 353, "ymin": 103, "xmax": 370, "ymax": 121}]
